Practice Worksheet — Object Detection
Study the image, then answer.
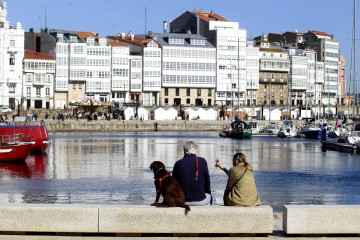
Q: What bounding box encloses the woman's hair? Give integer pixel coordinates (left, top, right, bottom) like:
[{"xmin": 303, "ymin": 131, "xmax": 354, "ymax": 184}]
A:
[
  {"xmin": 233, "ymin": 152, "xmax": 253, "ymax": 172},
  {"xmin": 184, "ymin": 141, "xmax": 197, "ymax": 155}
]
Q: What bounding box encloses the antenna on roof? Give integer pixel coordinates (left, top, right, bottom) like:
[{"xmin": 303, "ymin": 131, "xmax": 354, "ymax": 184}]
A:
[
  {"xmin": 144, "ymin": 0, "xmax": 147, "ymax": 34},
  {"xmin": 44, "ymin": 6, "xmax": 47, "ymax": 29},
  {"xmin": 39, "ymin": 16, "xmax": 42, "ymax": 29}
]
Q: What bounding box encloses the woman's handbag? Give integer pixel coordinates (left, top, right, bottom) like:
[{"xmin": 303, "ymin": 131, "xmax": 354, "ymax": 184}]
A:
[{"xmin": 223, "ymin": 168, "xmax": 248, "ymax": 205}]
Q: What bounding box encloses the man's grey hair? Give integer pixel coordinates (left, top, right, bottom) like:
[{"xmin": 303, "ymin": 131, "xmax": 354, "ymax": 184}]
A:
[{"xmin": 184, "ymin": 141, "xmax": 197, "ymax": 155}]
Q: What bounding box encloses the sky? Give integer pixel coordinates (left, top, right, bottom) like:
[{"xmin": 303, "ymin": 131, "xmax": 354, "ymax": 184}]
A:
[{"xmin": 6, "ymin": 0, "xmax": 360, "ymax": 92}]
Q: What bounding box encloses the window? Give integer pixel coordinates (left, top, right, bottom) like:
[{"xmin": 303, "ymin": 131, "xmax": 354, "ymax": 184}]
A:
[
  {"xmin": 70, "ymin": 36, "xmax": 77, "ymax": 43},
  {"xmin": 27, "ymin": 87, "xmax": 31, "ymax": 96},
  {"xmin": 169, "ymin": 38, "xmax": 184, "ymax": 44},
  {"xmin": 165, "ymin": 88, "xmax": 168, "ymax": 96},
  {"xmin": 264, "ymin": 73, "xmax": 267, "ymax": 80},
  {"xmin": 247, "ymin": 90, "xmax": 250, "ymax": 96},
  {"xmin": 9, "ymin": 54, "xmax": 15, "ymax": 65},
  {"xmin": 187, "ymin": 88, "xmax": 190, "ymax": 96},
  {"xmin": 73, "ymin": 84, "xmax": 76, "ymax": 91},
  {"xmin": 46, "ymin": 88, "xmax": 50, "ymax": 96},
  {"xmin": 164, "ymin": 98, "xmax": 168, "ymax": 104},
  {"xmin": 197, "ymin": 89, "xmax": 201, "ymax": 97},
  {"xmin": 79, "ymin": 84, "xmax": 82, "ymax": 90},
  {"xmin": 10, "ymin": 40, "xmax": 15, "ymax": 47},
  {"xmin": 264, "ymin": 92, "xmax": 267, "ymax": 97},
  {"xmin": 271, "ymin": 74, "xmax": 275, "ymax": 80},
  {"xmin": 272, "ymin": 92, "xmax": 274, "ymax": 97},
  {"xmin": 36, "ymin": 87, "xmax": 41, "ymax": 96},
  {"xmin": 186, "ymin": 99, "xmax": 190, "ymax": 104},
  {"xmin": 208, "ymin": 89, "xmax": 211, "ymax": 97},
  {"xmin": 176, "ymin": 88, "xmax": 179, "ymax": 96}
]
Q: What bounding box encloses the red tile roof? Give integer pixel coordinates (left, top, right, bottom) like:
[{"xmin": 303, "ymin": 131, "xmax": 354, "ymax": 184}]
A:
[
  {"xmin": 108, "ymin": 35, "xmax": 154, "ymax": 47},
  {"xmin": 190, "ymin": 11, "xmax": 228, "ymax": 22},
  {"xmin": 75, "ymin": 31, "xmax": 99, "ymax": 41},
  {"xmin": 269, "ymin": 33, "xmax": 282, "ymax": 36},
  {"xmin": 107, "ymin": 40, "xmax": 129, "ymax": 47},
  {"xmin": 309, "ymin": 30, "xmax": 331, "ymax": 37},
  {"xmin": 24, "ymin": 49, "xmax": 54, "ymax": 60}
]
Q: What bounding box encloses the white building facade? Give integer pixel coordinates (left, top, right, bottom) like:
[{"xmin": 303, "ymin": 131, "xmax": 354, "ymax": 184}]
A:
[
  {"xmin": 209, "ymin": 21, "xmax": 247, "ymax": 105},
  {"xmin": 23, "ymin": 49, "xmax": 55, "ymax": 110},
  {"xmin": 0, "ymin": 1, "xmax": 24, "ymax": 110}
]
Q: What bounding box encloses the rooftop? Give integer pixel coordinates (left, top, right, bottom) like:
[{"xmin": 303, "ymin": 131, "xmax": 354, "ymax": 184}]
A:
[
  {"xmin": 24, "ymin": 49, "xmax": 54, "ymax": 60},
  {"xmin": 189, "ymin": 10, "xmax": 228, "ymax": 22}
]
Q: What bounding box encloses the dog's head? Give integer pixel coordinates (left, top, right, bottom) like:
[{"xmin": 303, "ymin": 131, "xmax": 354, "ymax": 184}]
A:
[{"xmin": 149, "ymin": 161, "xmax": 165, "ymax": 173}]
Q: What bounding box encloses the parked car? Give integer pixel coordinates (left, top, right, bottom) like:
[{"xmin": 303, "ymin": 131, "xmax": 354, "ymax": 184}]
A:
[{"xmin": 1, "ymin": 108, "xmax": 13, "ymax": 113}]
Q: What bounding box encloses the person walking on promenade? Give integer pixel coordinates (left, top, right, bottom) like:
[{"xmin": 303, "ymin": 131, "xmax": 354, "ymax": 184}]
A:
[
  {"xmin": 172, "ymin": 141, "xmax": 212, "ymax": 205},
  {"xmin": 215, "ymin": 153, "xmax": 261, "ymax": 207}
]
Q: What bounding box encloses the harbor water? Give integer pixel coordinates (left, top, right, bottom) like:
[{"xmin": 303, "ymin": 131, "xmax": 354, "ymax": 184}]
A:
[{"xmin": 0, "ymin": 131, "xmax": 359, "ymax": 211}]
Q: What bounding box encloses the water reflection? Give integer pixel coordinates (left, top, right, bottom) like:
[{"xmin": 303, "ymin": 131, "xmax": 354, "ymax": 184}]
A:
[{"xmin": 0, "ymin": 132, "xmax": 359, "ymax": 211}]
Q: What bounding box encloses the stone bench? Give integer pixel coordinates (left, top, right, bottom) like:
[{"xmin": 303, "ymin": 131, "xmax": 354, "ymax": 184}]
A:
[
  {"xmin": 0, "ymin": 204, "xmax": 273, "ymax": 235},
  {"xmin": 283, "ymin": 205, "xmax": 360, "ymax": 235}
]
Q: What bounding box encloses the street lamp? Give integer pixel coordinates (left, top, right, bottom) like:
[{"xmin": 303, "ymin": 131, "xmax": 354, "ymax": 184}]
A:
[{"xmin": 14, "ymin": 99, "xmax": 20, "ymax": 116}]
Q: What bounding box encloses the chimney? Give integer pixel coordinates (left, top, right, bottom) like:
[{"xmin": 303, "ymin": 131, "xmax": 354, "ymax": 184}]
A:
[
  {"xmin": 122, "ymin": 32, "xmax": 125, "ymax": 39},
  {"xmin": 29, "ymin": 28, "xmax": 34, "ymax": 33},
  {"xmin": 163, "ymin": 21, "xmax": 167, "ymax": 33},
  {"xmin": 130, "ymin": 34, "xmax": 134, "ymax": 41}
]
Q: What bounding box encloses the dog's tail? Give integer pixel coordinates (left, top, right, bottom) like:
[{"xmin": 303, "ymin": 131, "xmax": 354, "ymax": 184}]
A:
[{"xmin": 182, "ymin": 204, "xmax": 191, "ymax": 211}]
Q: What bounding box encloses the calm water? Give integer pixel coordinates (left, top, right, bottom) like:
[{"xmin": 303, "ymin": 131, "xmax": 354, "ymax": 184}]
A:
[{"xmin": 0, "ymin": 132, "xmax": 359, "ymax": 211}]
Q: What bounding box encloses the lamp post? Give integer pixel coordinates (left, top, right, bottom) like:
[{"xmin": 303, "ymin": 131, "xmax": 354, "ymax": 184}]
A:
[{"xmin": 14, "ymin": 99, "xmax": 20, "ymax": 116}]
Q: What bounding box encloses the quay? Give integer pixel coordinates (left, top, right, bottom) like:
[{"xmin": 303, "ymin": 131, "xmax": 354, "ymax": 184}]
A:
[{"xmin": 19, "ymin": 118, "xmax": 342, "ymax": 133}]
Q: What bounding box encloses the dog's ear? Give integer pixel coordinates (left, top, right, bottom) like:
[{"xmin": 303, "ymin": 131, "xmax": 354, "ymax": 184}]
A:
[{"xmin": 149, "ymin": 162, "xmax": 154, "ymax": 170}]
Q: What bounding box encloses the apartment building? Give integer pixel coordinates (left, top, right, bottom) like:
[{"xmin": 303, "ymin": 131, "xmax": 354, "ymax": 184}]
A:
[
  {"xmin": 23, "ymin": 49, "xmax": 55, "ymax": 110},
  {"xmin": 170, "ymin": 11, "xmax": 249, "ymax": 106},
  {"xmin": 258, "ymin": 42, "xmax": 289, "ymax": 107},
  {"xmin": 246, "ymin": 39, "xmax": 259, "ymax": 107},
  {"xmin": 304, "ymin": 30, "xmax": 339, "ymax": 106},
  {"xmin": 0, "ymin": 1, "xmax": 24, "ymax": 110},
  {"xmin": 108, "ymin": 33, "xmax": 161, "ymax": 106},
  {"xmin": 147, "ymin": 32, "xmax": 216, "ymax": 107}
]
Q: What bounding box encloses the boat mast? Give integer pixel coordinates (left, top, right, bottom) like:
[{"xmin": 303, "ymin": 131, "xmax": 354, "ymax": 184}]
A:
[
  {"xmin": 237, "ymin": 38, "xmax": 240, "ymax": 119},
  {"xmin": 353, "ymin": 0, "xmax": 356, "ymax": 116}
]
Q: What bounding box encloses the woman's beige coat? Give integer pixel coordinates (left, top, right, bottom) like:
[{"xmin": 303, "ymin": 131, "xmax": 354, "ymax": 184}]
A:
[{"xmin": 224, "ymin": 163, "xmax": 261, "ymax": 207}]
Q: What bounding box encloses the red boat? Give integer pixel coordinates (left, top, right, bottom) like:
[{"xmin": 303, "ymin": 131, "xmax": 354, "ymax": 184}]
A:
[
  {"xmin": 0, "ymin": 135, "xmax": 32, "ymax": 162},
  {"xmin": 0, "ymin": 125, "xmax": 49, "ymax": 152}
]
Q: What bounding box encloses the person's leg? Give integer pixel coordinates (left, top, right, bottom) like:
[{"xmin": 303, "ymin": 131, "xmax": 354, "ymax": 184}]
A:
[{"xmin": 185, "ymin": 193, "xmax": 212, "ymax": 206}]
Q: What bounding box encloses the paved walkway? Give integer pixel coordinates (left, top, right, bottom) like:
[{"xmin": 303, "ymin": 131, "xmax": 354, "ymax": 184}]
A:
[{"xmin": 1, "ymin": 213, "xmax": 359, "ymax": 239}]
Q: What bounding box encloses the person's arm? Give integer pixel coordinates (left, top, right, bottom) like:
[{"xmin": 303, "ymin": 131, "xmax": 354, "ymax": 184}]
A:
[
  {"xmin": 203, "ymin": 160, "xmax": 211, "ymax": 194},
  {"xmin": 215, "ymin": 158, "xmax": 229, "ymax": 176}
]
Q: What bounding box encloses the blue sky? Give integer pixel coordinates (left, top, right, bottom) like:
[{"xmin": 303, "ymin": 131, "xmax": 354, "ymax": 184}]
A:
[{"xmin": 7, "ymin": 0, "xmax": 359, "ymax": 92}]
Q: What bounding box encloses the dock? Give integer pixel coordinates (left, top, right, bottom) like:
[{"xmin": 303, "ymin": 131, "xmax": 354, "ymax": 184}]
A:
[{"xmin": 321, "ymin": 140, "xmax": 358, "ymax": 153}]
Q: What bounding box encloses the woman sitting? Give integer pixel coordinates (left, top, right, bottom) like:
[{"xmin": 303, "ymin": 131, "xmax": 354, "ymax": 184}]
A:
[{"xmin": 215, "ymin": 153, "xmax": 261, "ymax": 207}]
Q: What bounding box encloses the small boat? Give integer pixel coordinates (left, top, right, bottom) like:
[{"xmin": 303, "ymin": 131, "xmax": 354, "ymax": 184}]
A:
[
  {"xmin": 278, "ymin": 120, "xmax": 297, "ymax": 138},
  {"xmin": 0, "ymin": 125, "xmax": 49, "ymax": 152},
  {"xmin": 0, "ymin": 135, "xmax": 32, "ymax": 162},
  {"xmin": 263, "ymin": 122, "xmax": 280, "ymax": 135},
  {"xmin": 219, "ymin": 120, "xmax": 252, "ymax": 139},
  {"xmin": 302, "ymin": 122, "xmax": 321, "ymax": 139}
]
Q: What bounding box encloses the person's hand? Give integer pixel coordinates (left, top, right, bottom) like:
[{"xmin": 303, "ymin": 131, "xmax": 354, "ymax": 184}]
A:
[{"xmin": 215, "ymin": 158, "xmax": 223, "ymax": 169}]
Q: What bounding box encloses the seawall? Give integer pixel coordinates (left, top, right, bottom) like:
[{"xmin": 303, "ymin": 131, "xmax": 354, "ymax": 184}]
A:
[{"xmin": 43, "ymin": 119, "xmax": 232, "ymax": 132}]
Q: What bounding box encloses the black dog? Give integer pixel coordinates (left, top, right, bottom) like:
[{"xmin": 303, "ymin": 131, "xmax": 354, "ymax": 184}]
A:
[{"xmin": 149, "ymin": 161, "xmax": 190, "ymax": 211}]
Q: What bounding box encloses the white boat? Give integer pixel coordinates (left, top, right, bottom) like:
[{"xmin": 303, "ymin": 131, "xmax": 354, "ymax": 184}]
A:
[
  {"xmin": 263, "ymin": 122, "xmax": 280, "ymax": 135},
  {"xmin": 278, "ymin": 120, "xmax": 297, "ymax": 138}
]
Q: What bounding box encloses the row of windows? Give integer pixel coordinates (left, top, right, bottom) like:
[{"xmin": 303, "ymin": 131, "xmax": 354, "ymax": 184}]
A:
[
  {"xmin": 163, "ymin": 62, "xmax": 216, "ymax": 72},
  {"xmin": 112, "ymin": 69, "xmax": 129, "ymax": 77},
  {"xmin": 144, "ymin": 60, "xmax": 161, "ymax": 68},
  {"xmin": 144, "ymin": 50, "xmax": 161, "ymax": 58},
  {"xmin": 144, "ymin": 71, "xmax": 161, "ymax": 78},
  {"xmin": 325, "ymin": 52, "xmax": 339, "ymax": 58},
  {"xmin": 143, "ymin": 80, "xmax": 161, "ymax": 88},
  {"xmin": 86, "ymin": 81, "xmax": 111, "ymax": 91},
  {"xmin": 218, "ymin": 55, "xmax": 246, "ymax": 61},
  {"xmin": 290, "ymin": 57, "xmax": 307, "ymax": 65},
  {"xmin": 112, "ymin": 92, "xmax": 126, "ymax": 98},
  {"xmin": 112, "ymin": 80, "xmax": 128, "ymax": 89},
  {"xmin": 164, "ymin": 88, "xmax": 212, "ymax": 97},
  {"xmin": 163, "ymin": 75, "xmax": 216, "ymax": 85},
  {"xmin": 87, "ymin": 48, "xmax": 111, "ymax": 56},
  {"xmin": 87, "ymin": 71, "xmax": 111, "ymax": 79},
  {"xmin": 261, "ymin": 60, "xmax": 290, "ymax": 69},
  {"xmin": 163, "ymin": 49, "xmax": 216, "ymax": 59},
  {"xmin": 26, "ymin": 87, "xmax": 51, "ymax": 96},
  {"xmin": 112, "ymin": 47, "xmax": 129, "ymax": 55},
  {"xmin": 325, "ymin": 68, "xmax": 339, "ymax": 74},
  {"xmin": 87, "ymin": 59, "xmax": 111, "ymax": 67},
  {"xmin": 112, "ymin": 57, "xmax": 129, "ymax": 65},
  {"xmin": 290, "ymin": 68, "xmax": 308, "ymax": 76},
  {"xmin": 24, "ymin": 62, "xmax": 55, "ymax": 71},
  {"xmin": 57, "ymin": 57, "xmax": 68, "ymax": 66},
  {"xmin": 70, "ymin": 57, "xmax": 86, "ymax": 66}
]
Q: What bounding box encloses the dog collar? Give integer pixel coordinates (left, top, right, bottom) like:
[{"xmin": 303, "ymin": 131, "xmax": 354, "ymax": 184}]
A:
[{"xmin": 155, "ymin": 174, "xmax": 171, "ymax": 188}]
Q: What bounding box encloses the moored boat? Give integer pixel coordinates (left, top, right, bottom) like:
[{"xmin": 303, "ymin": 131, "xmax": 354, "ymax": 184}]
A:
[
  {"xmin": 0, "ymin": 135, "xmax": 32, "ymax": 162},
  {"xmin": 219, "ymin": 120, "xmax": 252, "ymax": 139},
  {"xmin": 0, "ymin": 125, "xmax": 49, "ymax": 152},
  {"xmin": 277, "ymin": 120, "xmax": 297, "ymax": 138}
]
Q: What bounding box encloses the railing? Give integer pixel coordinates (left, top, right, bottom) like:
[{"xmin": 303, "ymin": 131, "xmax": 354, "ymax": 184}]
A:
[{"xmin": 0, "ymin": 134, "xmax": 31, "ymax": 145}]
